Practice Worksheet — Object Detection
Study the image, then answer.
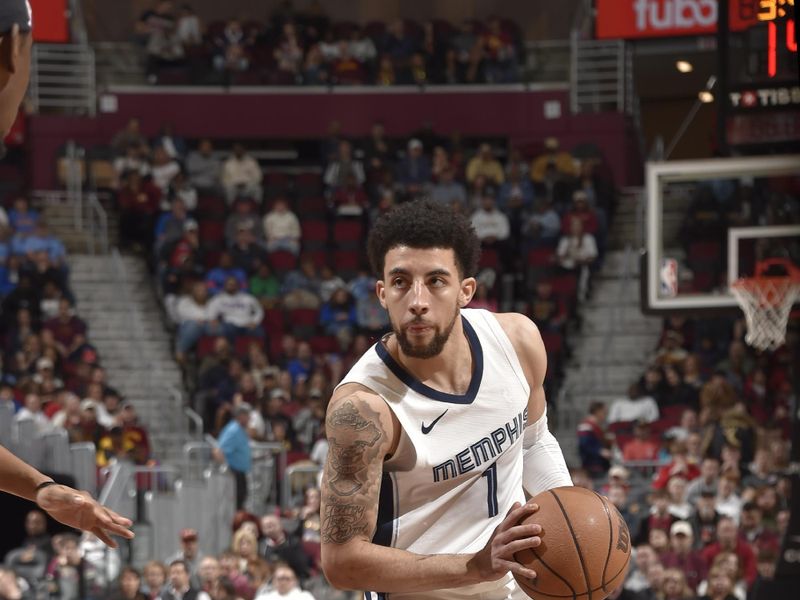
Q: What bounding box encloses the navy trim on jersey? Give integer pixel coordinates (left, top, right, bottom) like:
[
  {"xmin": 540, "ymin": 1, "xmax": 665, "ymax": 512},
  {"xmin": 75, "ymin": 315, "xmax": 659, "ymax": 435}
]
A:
[
  {"xmin": 372, "ymin": 472, "xmax": 396, "ymax": 547},
  {"xmin": 375, "ymin": 315, "xmax": 484, "ymax": 405}
]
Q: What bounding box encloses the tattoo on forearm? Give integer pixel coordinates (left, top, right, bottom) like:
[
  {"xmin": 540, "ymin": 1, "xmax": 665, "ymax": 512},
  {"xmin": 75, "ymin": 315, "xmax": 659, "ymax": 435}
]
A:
[
  {"xmin": 321, "ymin": 499, "xmax": 368, "ymax": 544},
  {"xmin": 321, "ymin": 398, "xmax": 386, "ymax": 545},
  {"xmin": 326, "ymin": 400, "xmax": 381, "ymax": 496}
]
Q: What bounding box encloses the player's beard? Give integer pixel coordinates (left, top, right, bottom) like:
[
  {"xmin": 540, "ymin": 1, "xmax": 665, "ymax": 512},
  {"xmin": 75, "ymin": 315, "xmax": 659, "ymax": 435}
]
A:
[{"xmin": 394, "ymin": 304, "xmax": 459, "ymax": 359}]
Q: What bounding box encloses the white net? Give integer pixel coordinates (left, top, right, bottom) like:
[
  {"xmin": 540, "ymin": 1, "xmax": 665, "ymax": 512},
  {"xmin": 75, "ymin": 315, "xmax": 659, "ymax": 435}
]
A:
[{"xmin": 731, "ymin": 277, "xmax": 800, "ymax": 351}]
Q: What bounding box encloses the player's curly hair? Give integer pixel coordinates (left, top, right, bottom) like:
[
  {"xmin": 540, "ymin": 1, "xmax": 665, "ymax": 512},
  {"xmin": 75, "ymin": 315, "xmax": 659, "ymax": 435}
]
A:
[{"xmin": 367, "ymin": 199, "xmax": 481, "ymax": 278}]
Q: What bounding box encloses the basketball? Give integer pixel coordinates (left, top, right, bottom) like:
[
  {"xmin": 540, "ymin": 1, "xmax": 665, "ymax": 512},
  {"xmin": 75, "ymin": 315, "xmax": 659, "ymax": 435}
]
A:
[{"xmin": 513, "ymin": 486, "xmax": 631, "ymax": 600}]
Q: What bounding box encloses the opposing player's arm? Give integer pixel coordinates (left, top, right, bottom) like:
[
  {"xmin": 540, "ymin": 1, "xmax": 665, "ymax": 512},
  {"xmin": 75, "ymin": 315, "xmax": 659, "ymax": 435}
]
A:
[
  {"xmin": 496, "ymin": 313, "xmax": 573, "ymax": 496},
  {"xmin": 320, "ymin": 383, "xmax": 541, "ymax": 591}
]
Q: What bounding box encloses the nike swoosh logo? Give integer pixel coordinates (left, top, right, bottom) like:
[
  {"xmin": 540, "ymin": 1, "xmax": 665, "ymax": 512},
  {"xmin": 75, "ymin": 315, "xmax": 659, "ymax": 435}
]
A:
[{"xmin": 421, "ymin": 409, "xmax": 448, "ymax": 434}]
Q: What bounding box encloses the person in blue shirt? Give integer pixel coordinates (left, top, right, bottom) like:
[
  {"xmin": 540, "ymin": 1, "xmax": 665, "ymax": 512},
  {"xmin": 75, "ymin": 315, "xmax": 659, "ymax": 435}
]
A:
[
  {"xmin": 214, "ymin": 403, "xmax": 252, "ymax": 510},
  {"xmin": 204, "ymin": 251, "xmax": 247, "ymax": 295},
  {"xmin": 8, "ymin": 197, "xmax": 39, "ymax": 235}
]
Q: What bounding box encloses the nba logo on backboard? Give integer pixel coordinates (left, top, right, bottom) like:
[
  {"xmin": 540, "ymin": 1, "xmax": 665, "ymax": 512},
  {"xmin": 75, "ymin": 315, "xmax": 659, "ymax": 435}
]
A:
[{"xmin": 660, "ymin": 258, "xmax": 678, "ymax": 297}]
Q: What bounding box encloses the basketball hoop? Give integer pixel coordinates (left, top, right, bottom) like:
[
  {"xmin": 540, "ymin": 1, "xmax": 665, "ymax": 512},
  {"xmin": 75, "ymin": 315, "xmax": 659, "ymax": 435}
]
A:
[{"xmin": 730, "ymin": 259, "xmax": 800, "ymax": 351}]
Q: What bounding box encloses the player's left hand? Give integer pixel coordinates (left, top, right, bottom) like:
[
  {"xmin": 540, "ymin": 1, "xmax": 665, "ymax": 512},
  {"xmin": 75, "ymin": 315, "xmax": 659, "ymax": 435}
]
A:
[{"xmin": 35, "ymin": 484, "xmax": 134, "ymax": 548}]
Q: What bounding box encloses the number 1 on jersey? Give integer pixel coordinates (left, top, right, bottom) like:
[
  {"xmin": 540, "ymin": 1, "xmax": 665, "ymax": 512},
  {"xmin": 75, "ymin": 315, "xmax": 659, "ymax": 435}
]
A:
[{"xmin": 482, "ymin": 462, "xmax": 498, "ymax": 517}]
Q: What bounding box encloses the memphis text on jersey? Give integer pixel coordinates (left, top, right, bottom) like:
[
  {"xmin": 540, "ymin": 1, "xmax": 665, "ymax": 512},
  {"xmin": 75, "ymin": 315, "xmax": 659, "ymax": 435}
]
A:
[{"xmin": 432, "ymin": 408, "xmax": 528, "ymax": 482}]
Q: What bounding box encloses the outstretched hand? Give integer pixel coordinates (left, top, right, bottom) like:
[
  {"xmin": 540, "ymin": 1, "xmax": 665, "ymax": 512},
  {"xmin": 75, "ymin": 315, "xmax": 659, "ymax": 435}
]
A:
[
  {"xmin": 35, "ymin": 484, "xmax": 134, "ymax": 548},
  {"xmin": 471, "ymin": 501, "xmax": 542, "ymax": 582}
]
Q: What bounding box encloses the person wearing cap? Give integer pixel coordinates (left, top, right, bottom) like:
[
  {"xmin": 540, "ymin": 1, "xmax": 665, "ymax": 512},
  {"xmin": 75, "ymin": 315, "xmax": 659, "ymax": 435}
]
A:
[
  {"xmin": 466, "ymin": 143, "xmax": 505, "ymax": 186},
  {"xmin": 166, "ymin": 529, "xmax": 205, "ymax": 589},
  {"xmin": 530, "ymin": 136, "xmax": 578, "ymax": 183},
  {"xmin": 661, "ymin": 520, "xmax": 705, "ymax": 591},
  {"xmin": 395, "ymin": 138, "xmax": 431, "ymax": 198},
  {"xmin": 214, "ymin": 403, "xmax": 253, "ymax": 510}
]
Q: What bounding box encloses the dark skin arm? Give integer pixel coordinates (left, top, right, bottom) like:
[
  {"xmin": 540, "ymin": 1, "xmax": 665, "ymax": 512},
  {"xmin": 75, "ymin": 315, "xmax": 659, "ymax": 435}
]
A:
[{"xmin": 0, "ymin": 444, "xmax": 134, "ymax": 547}]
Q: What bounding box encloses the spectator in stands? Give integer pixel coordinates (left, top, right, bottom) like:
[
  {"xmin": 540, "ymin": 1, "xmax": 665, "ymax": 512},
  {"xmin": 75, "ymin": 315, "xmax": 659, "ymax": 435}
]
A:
[
  {"xmin": 661, "ymin": 520, "xmax": 706, "ymax": 591},
  {"xmin": 660, "ymin": 363, "xmax": 699, "ymax": 410},
  {"xmin": 622, "ymin": 419, "xmax": 661, "ymax": 462},
  {"xmin": 150, "ymin": 145, "xmax": 182, "ymax": 203},
  {"xmin": 323, "ymin": 140, "xmax": 365, "ymax": 190},
  {"xmin": 230, "ymin": 226, "xmax": 268, "ymax": 276},
  {"xmin": 80, "ymin": 532, "xmax": 121, "ymax": 597},
  {"xmin": 161, "ymin": 559, "xmax": 211, "ymax": 600},
  {"xmin": 222, "ymin": 144, "xmax": 263, "ymax": 205},
  {"xmin": 13, "ymin": 392, "xmax": 54, "ymax": 435},
  {"xmin": 690, "ymin": 489, "xmax": 723, "ymax": 549},
  {"xmin": 44, "ymin": 533, "xmax": 85, "ymax": 600},
  {"xmin": 282, "ymin": 257, "xmax": 321, "ymax": 310},
  {"xmin": 208, "ymin": 276, "xmax": 264, "ymax": 340},
  {"xmin": 608, "ymin": 382, "xmax": 659, "ymax": 425},
  {"xmin": 206, "ymin": 252, "xmax": 247, "ymax": 295},
  {"xmin": 142, "ymin": 561, "xmax": 167, "ymax": 600},
  {"xmin": 577, "ymin": 401, "xmax": 612, "ymax": 477},
  {"xmin": 214, "ymin": 403, "xmax": 252, "ymax": 509},
  {"xmin": 302, "ymin": 43, "xmax": 329, "ymax": 85},
  {"xmin": 319, "ymin": 287, "xmax": 357, "ymax": 351},
  {"xmin": 175, "ymin": 3, "xmax": 202, "ymax": 47},
  {"xmin": 114, "ymin": 144, "xmax": 152, "ymax": 186},
  {"xmin": 107, "ymin": 566, "xmax": 147, "ymax": 600},
  {"xmin": 466, "ymin": 143, "xmax": 505, "ymax": 186},
  {"xmin": 117, "ymin": 170, "xmax": 161, "ymax": 250},
  {"xmin": 165, "ymin": 529, "xmax": 204, "ymax": 589},
  {"xmin": 743, "ymin": 448, "xmax": 775, "ymax": 489},
  {"xmin": 160, "ymin": 219, "xmax": 203, "ymax": 294},
  {"xmin": 19, "ymin": 508, "xmax": 52, "ymax": 557},
  {"xmin": 213, "ymin": 19, "xmax": 251, "ymax": 73},
  {"xmin": 395, "ymin": 138, "xmax": 431, "ymax": 198},
  {"xmin": 169, "ymin": 171, "xmax": 197, "ymax": 213},
  {"xmin": 286, "ymin": 341, "xmax": 315, "ymax": 385},
  {"xmin": 561, "ymin": 190, "xmax": 599, "ymax": 236},
  {"xmin": 498, "ymin": 161, "xmax": 534, "ymax": 213},
  {"xmin": 447, "ymin": 21, "xmax": 481, "ymax": 83},
  {"xmin": 259, "ymin": 515, "xmax": 311, "ymax": 583},
  {"xmin": 739, "ymin": 502, "xmax": 780, "ymax": 556},
  {"xmin": 430, "ymin": 166, "xmax": 467, "ymax": 212},
  {"xmin": 186, "ymin": 139, "xmax": 222, "ymax": 193},
  {"xmin": 471, "ymin": 190, "xmax": 510, "ymax": 263},
  {"xmin": 8, "ymin": 196, "xmax": 39, "ymax": 235},
  {"xmin": 111, "ymin": 118, "xmax": 149, "ymax": 156},
  {"xmin": 173, "ymin": 282, "xmax": 215, "ymax": 362},
  {"xmin": 481, "ymin": 18, "xmax": 518, "ymax": 83},
  {"xmin": 715, "ymin": 471, "xmax": 743, "ymax": 523},
  {"xmin": 262, "ymin": 198, "xmax": 301, "ymax": 256},
  {"xmin": 653, "ymin": 440, "xmax": 700, "ymax": 490},
  {"xmin": 197, "ymin": 556, "xmax": 221, "ymax": 599},
  {"xmin": 355, "ymin": 287, "xmax": 390, "ymax": 337},
  {"xmin": 96, "ymin": 425, "xmax": 137, "ymax": 468},
  {"xmin": 333, "ymin": 172, "xmax": 369, "ymax": 216},
  {"xmin": 0, "ymin": 567, "xmax": 29, "ymax": 600},
  {"xmin": 702, "ymin": 516, "xmax": 757, "ymax": 587},
  {"xmin": 154, "ymin": 198, "xmax": 190, "ymax": 253},
  {"xmin": 522, "ymin": 199, "xmax": 561, "ymax": 250},
  {"xmin": 556, "ymin": 216, "xmax": 597, "ymax": 302},
  {"xmin": 249, "ymin": 261, "xmax": 281, "ymax": 310},
  {"xmin": 362, "ymin": 121, "xmax": 394, "ymax": 171},
  {"xmin": 687, "ymin": 456, "xmax": 721, "ymax": 504},
  {"xmin": 257, "ymin": 563, "xmax": 315, "ymax": 600},
  {"xmin": 43, "ymin": 298, "xmax": 86, "ymax": 358},
  {"xmin": 531, "ymin": 137, "xmax": 577, "ymax": 183},
  {"xmin": 271, "ymin": 22, "xmax": 303, "ymax": 84},
  {"xmin": 624, "ymin": 544, "xmax": 659, "ymax": 594},
  {"xmin": 137, "ymin": 0, "xmax": 184, "ymax": 81}
]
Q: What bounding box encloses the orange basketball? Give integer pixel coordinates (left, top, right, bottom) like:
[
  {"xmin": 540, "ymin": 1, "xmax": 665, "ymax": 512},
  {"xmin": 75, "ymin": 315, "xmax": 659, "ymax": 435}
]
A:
[{"xmin": 513, "ymin": 486, "xmax": 631, "ymax": 600}]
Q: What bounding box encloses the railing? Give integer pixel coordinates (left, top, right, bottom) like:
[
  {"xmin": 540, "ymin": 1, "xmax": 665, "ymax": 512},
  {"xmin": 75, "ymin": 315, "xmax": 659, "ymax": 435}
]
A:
[
  {"xmin": 30, "ymin": 44, "xmax": 96, "ymax": 116},
  {"xmin": 570, "ymin": 36, "xmax": 629, "ymax": 114},
  {"xmin": 282, "ymin": 462, "xmax": 323, "ymax": 510},
  {"xmin": 86, "ymin": 192, "xmax": 109, "ymax": 254},
  {"xmin": 522, "ymin": 40, "xmax": 570, "ymax": 84}
]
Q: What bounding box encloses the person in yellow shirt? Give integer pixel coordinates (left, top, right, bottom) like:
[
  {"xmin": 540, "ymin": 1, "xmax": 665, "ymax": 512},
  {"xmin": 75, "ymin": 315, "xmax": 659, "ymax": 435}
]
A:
[
  {"xmin": 465, "ymin": 143, "xmax": 505, "ymax": 185},
  {"xmin": 96, "ymin": 427, "xmax": 137, "ymax": 468},
  {"xmin": 530, "ymin": 137, "xmax": 579, "ymax": 183}
]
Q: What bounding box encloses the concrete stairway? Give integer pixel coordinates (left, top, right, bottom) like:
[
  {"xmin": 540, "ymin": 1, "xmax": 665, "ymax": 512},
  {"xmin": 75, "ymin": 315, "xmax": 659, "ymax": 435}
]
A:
[
  {"xmin": 41, "ymin": 197, "xmax": 119, "ymax": 254},
  {"xmin": 554, "ymin": 248, "xmax": 663, "ymax": 465},
  {"xmin": 69, "ymin": 254, "xmax": 190, "ymax": 462}
]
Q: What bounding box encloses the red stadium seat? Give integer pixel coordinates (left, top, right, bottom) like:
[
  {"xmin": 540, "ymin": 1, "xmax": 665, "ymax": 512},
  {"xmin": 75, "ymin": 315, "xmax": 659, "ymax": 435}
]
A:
[
  {"xmin": 294, "ymin": 173, "xmax": 323, "ymax": 195},
  {"xmin": 309, "ymin": 335, "xmax": 338, "ymax": 354},
  {"xmin": 262, "ymin": 309, "xmax": 285, "ymax": 336},
  {"xmin": 296, "ymin": 196, "xmax": 328, "ymax": 218},
  {"xmin": 478, "ymin": 248, "xmax": 500, "ymax": 269},
  {"xmin": 333, "ymin": 250, "xmax": 361, "ymax": 278},
  {"xmin": 549, "ymin": 274, "xmax": 578, "ymax": 299},
  {"xmin": 540, "ymin": 330, "xmax": 563, "ymax": 356},
  {"xmin": 234, "ymin": 336, "xmax": 263, "ymax": 358},
  {"xmin": 196, "ymin": 336, "xmax": 217, "ymax": 359},
  {"xmin": 197, "ymin": 195, "xmax": 226, "ymax": 217},
  {"xmin": 333, "ymin": 220, "xmax": 363, "ymax": 243},
  {"xmin": 301, "ymin": 220, "xmax": 329, "ymax": 243},
  {"xmin": 199, "ymin": 219, "xmax": 225, "ymax": 245},
  {"xmin": 203, "ymin": 249, "xmax": 222, "ymax": 270},
  {"xmin": 268, "ymin": 251, "xmax": 298, "ymax": 274},
  {"xmin": 288, "ymin": 308, "xmax": 320, "ymax": 338},
  {"xmin": 527, "ymin": 247, "xmax": 555, "ymax": 266}
]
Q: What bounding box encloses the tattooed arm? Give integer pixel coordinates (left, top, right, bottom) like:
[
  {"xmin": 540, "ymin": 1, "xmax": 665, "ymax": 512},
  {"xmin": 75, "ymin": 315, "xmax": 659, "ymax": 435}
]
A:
[{"xmin": 320, "ymin": 384, "xmax": 542, "ymax": 592}]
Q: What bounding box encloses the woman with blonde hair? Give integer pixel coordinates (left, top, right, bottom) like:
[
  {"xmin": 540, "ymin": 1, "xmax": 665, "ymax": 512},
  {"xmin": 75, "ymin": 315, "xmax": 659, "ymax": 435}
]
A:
[
  {"xmin": 697, "ymin": 565, "xmax": 738, "ymax": 600},
  {"xmin": 697, "ymin": 552, "xmax": 746, "ymax": 600},
  {"xmin": 231, "ymin": 528, "xmax": 260, "ymax": 574},
  {"xmin": 658, "ymin": 568, "xmax": 693, "ymax": 600}
]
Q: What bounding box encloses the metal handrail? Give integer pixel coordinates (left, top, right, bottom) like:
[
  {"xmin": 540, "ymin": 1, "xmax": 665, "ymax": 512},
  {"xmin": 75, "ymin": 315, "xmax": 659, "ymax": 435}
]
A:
[
  {"xmin": 87, "ymin": 192, "xmax": 109, "ymax": 254},
  {"xmin": 282, "ymin": 463, "xmax": 322, "ymax": 509}
]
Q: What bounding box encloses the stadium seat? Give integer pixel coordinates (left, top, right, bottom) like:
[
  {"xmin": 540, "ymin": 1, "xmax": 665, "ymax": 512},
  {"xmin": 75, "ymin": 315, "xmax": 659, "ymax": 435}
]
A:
[
  {"xmin": 234, "ymin": 336, "xmax": 263, "ymax": 358},
  {"xmin": 294, "ymin": 173, "xmax": 323, "ymax": 196},
  {"xmin": 262, "ymin": 308, "xmax": 285, "ymax": 336},
  {"xmin": 549, "ymin": 274, "xmax": 578, "ymax": 299},
  {"xmin": 309, "ymin": 335, "xmax": 338, "ymax": 354},
  {"xmin": 268, "ymin": 251, "xmax": 298, "ymax": 275},
  {"xmin": 196, "ymin": 336, "xmax": 217, "ymax": 359},
  {"xmin": 333, "ymin": 220, "xmax": 363, "ymax": 245},
  {"xmin": 478, "ymin": 248, "xmax": 500, "ymax": 270},
  {"xmin": 333, "ymin": 250, "xmax": 361, "ymax": 278},
  {"xmin": 297, "ymin": 196, "xmax": 328, "ymax": 219},
  {"xmin": 197, "ymin": 195, "xmax": 227, "ymax": 217},
  {"xmin": 301, "ymin": 220, "xmax": 329, "ymax": 248},
  {"xmin": 264, "ymin": 172, "xmax": 292, "ymax": 199},
  {"xmin": 527, "ymin": 247, "xmax": 556, "ymax": 267},
  {"xmin": 288, "ymin": 308, "xmax": 319, "ymax": 338},
  {"xmin": 199, "ymin": 219, "xmax": 225, "ymax": 246}
]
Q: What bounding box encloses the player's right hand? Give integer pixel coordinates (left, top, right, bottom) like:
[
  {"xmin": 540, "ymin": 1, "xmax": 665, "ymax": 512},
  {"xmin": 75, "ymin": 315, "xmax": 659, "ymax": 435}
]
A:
[{"xmin": 472, "ymin": 501, "xmax": 542, "ymax": 581}]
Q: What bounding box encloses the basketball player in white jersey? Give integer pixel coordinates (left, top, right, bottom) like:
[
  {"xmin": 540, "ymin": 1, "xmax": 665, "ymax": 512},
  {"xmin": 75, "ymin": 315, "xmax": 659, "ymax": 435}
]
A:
[
  {"xmin": 0, "ymin": 0, "xmax": 32, "ymax": 140},
  {"xmin": 320, "ymin": 200, "xmax": 572, "ymax": 599}
]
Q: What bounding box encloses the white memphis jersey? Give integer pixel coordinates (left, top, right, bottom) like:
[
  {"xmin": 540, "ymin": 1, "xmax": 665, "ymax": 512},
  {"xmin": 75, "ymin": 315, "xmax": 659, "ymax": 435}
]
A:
[{"xmin": 337, "ymin": 308, "xmax": 531, "ymax": 600}]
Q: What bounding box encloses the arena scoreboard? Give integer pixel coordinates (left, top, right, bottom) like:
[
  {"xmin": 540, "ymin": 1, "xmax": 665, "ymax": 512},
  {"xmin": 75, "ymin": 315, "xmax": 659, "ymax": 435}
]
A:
[{"xmin": 726, "ymin": 0, "xmax": 799, "ymax": 148}]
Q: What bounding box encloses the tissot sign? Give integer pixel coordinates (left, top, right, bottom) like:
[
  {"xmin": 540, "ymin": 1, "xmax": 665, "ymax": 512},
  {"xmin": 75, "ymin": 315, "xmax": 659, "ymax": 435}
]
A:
[{"xmin": 596, "ymin": 0, "xmax": 758, "ymax": 39}]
